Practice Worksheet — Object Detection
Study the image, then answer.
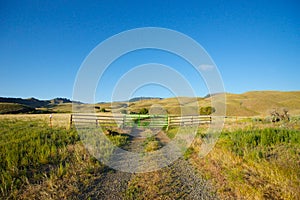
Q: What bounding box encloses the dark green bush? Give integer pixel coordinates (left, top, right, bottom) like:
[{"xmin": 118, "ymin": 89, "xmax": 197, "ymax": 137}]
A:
[
  {"xmin": 100, "ymin": 108, "xmax": 108, "ymax": 112},
  {"xmin": 139, "ymin": 108, "xmax": 149, "ymax": 115},
  {"xmin": 199, "ymin": 106, "xmax": 215, "ymax": 115}
]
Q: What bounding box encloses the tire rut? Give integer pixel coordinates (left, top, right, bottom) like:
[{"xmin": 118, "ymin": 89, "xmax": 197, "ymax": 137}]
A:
[{"xmin": 80, "ymin": 128, "xmax": 218, "ymax": 199}]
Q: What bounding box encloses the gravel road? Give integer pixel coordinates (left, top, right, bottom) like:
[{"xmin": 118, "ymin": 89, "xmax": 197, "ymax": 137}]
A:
[{"xmin": 79, "ymin": 128, "xmax": 218, "ymax": 200}]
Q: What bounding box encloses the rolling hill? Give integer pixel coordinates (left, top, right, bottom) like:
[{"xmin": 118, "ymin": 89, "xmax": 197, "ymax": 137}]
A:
[
  {"xmin": 224, "ymin": 91, "xmax": 300, "ymax": 116},
  {"xmin": 0, "ymin": 91, "xmax": 299, "ymax": 116},
  {"xmin": 0, "ymin": 103, "xmax": 35, "ymax": 114},
  {"xmin": 97, "ymin": 91, "xmax": 300, "ymax": 117},
  {"xmin": 0, "ymin": 97, "xmax": 73, "ymax": 114},
  {"xmin": 0, "ymin": 97, "xmax": 72, "ymax": 108}
]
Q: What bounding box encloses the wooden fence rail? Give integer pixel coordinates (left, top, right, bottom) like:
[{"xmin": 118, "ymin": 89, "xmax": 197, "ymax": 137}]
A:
[
  {"xmin": 168, "ymin": 115, "xmax": 211, "ymax": 127},
  {"xmin": 70, "ymin": 113, "xmax": 211, "ymax": 128}
]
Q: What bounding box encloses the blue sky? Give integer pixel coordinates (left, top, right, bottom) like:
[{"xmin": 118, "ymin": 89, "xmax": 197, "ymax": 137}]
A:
[{"xmin": 0, "ymin": 0, "xmax": 299, "ymax": 102}]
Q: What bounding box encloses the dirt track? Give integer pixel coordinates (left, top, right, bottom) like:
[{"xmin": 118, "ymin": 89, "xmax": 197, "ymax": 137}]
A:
[{"xmin": 79, "ymin": 128, "xmax": 218, "ymax": 199}]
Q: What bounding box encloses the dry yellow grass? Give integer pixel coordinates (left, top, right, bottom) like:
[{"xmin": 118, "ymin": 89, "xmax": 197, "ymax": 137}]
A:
[
  {"xmin": 10, "ymin": 90, "xmax": 297, "ymax": 117},
  {"xmin": 189, "ymin": 119, "xmax": 300, "ymax": 200},
  {"xmin": 1, "ymin": 104, "xmax": 299, "ymax": 199},
  {"xmin": 0, "ymin": 113, "xmax": 71, "ymax": 128},
  {"xmin": 191, "ymin": 144, "xmax": 300, "ymax": 199},
  {"xmin": 98, "ymin": 90, "xmax": 300, "ymax": 116},
  {"xmin": 225, "ymin": 91, "xmax": 300, "ymax": 116}
]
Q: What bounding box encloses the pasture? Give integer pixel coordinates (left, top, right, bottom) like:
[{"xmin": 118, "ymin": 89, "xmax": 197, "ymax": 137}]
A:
[{"xmin": 0, "ymin": 113, "xmax": 299, "ymax": 199}]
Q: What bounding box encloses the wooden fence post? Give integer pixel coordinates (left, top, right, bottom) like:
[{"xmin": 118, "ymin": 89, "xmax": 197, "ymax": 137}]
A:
[
  {"xmin": 168, "ymin": 115, "xmax": 171, "ymax": 130},
  {"xmin": 123, "ymin": 114, "xmax": 126, "ymax": 128},
  {"xmin": 49, "ymin": 114, "xmax": 53, "ymax": 128},
  {"xmin": 70, "ymin": 114, "xmax": 73, "ymax": 127},
  {"xmin": 166, "ymin": 115, "xmax": 170, "ymax": 130}
]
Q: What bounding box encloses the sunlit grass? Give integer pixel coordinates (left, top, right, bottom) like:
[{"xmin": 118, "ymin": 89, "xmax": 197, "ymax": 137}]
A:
[
  {"xmin": 0, "ymin": 113, "xmax": 71, "ymax": 128},
  {"xmin": 191, "ymin": 127, "xmax": 300, "ymax": 199},
  {"xmin": 0, "ymin": 117, "xmax": 128, "ymax": 199},
  {"xmin": 1, "ymin": 113, "xmax": 300, "ymax": 199}
]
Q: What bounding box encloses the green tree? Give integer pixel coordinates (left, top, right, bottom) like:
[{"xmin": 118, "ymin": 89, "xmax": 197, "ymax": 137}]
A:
[
  {"xmin": 139, "ymin": 108, "xmax": 149, "ymax": 114},
  {"xmin": 100, "ymin": 108, "xmax": 108, "ymax": 112},
  {"xmin": 200, "ymin": 106, "xmax": 215, "ymax": 115}
]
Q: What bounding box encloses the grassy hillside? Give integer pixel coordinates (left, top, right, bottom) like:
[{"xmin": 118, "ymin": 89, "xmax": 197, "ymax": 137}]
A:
[
  {"xmin": 0, "ymin": 97, "xmax": 73, "ymax": 113},
  {"xmin": 0, "ymin": 97, "xmax": 48, "ymax": 108},
  {"xmin": 0, "ymin": 103, "xmax": 35, "ymax": 114},
  {"xmin": 1, "ymin": 91, "xmax": 299, "ymax": 116},
  {"xmin": 102, "ymin": 91, "xmax": 300, "ymax": 117},
  {"xmin": 224, "ymin": 91, "xmax": 300, "ymax": 116}
]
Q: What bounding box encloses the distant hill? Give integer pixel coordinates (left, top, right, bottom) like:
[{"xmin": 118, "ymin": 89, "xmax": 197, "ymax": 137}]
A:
[
  {"xmin": 98, "ymin": 91, "xmax": 300, "ymax": 116},
  {"xmin": 0, "ymin": 97, "xmax": 72, "ymax": 108},
  {"xmin": 0, "ymin": 97, "xmax": 73, "ymax": 114},
  {"xmin": 1, "ymin": 91, "xmax": 299, "ymax": 116},
  {"xmin": 224, "ymin": 91, "xmax": 300, "ymax": 116},
  {"xmin": 0, "ymin": 97, "xmax": 49, "ymax": 108},
  {"xmin": 49, "ymin": 98, "xmax": 72, "ymax": 105},
  {"xmin": 128, "ymin": 97, "xmax": 163, "ymax": 102},
  {"xmin": 0, "ymin": 103, "xmax": 36, "ymax": 114}
]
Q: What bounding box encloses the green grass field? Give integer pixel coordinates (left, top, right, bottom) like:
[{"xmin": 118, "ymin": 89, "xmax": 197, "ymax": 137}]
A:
[
  {"xmin": 0, "ymin": 113, "xmax": 299, "ymax": 199},
  {"xmin": 188, "ymin": 121, "xmax": 300, "ymax": 199},
  {"xmin": 0, "ymin": 117, "xmax": 128, "ymax": 199}
]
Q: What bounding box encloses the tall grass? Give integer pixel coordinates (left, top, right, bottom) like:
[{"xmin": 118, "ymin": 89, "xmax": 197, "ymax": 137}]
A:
[
  {"xmin": 192, "ymin": 127, "xmax": 300, "ymax": 199},
  {"xmin": 221, "ymin": 128, "xmax": 299, "ymax": 160},
  {"xmin": 0, "ymin": 119, "xmax": 79, "ymax": 197},
  {"xmin": 0, "ymin": 118, "xmax": 128, "ymax": 199}
]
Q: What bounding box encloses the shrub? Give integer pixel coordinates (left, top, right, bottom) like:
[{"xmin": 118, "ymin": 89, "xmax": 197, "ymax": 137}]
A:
[
  {"xmin": 139, "ymin": 108, "xmax": 149, "ymax": 115},
  {"xmin": 130, "ymin": 108, "xmax": 149, "ymax": 115},
  {"xmin": 100, "ymin": 108, "xmax": 108, "ymax": 112},
  {"xmin": 120, "ymin": 109, "xmax": 127, "ymax": 114},
  {"xmin": 199, "ymin": 106, "xmax": 215, "ymax": 115},
  {"xmin": 143, "ymin": 136, "xmax": 161, "ymax": 152},
  {"xmin": 183, "ymin": 147, "xmax": 195, "ymax": 160}
]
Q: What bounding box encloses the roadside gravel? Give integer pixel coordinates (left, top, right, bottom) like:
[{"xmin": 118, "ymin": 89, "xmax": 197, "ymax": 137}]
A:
[{"xmin": 79, "ymin": 128, "xmax": 218, "ymax": 200}]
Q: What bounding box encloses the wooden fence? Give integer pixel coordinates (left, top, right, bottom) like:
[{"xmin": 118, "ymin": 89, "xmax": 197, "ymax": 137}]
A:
[
  {"xmin": 70, "ymin": 113, "xmax": 211, "ymax": 128},
  {"xmin": 168, "ymin": 115, "xmax": 211, "ymax": 127}
]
